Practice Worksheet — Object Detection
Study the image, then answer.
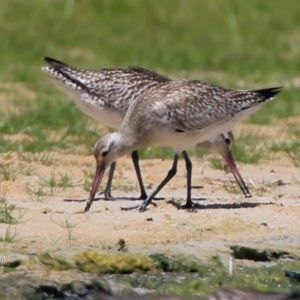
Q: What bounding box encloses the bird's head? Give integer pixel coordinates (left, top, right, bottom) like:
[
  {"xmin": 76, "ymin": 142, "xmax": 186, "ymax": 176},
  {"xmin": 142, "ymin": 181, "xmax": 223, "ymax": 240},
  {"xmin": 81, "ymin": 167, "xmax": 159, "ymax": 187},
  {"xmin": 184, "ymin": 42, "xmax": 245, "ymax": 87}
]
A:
[{"xmin": 85, "ymin": 132, "xmax": 134, "ymax": 211}]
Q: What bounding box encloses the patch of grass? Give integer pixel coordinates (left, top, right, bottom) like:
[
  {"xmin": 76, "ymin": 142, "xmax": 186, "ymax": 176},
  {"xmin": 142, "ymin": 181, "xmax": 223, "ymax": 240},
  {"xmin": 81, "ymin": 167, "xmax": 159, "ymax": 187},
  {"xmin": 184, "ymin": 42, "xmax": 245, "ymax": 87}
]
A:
[
  {"xmin": 0, "ymin": 162, "xmax": 35, "ymax": 182},
  {"xmin": 25, "ymin": 184, "xmax": 48, "ymax": 202},
  {"xmin": 150, "ymin": 253, "xmax": 211, "ymax": 274},
  {"xmin": 51, "ymin": 215, "xmax": 79, "ymax": 230},
  {"xmin": 248, "ymin": 90, "xmax": 300, "ymax": 125},
  {"xmin": 19, "ymin": 152, "xmax": 58, "ymax": 166},
  {"xmin": 208, "ymin": 156, "xmax": 228, "ymax": 171},
  {"xmin": 0, "ymin": 226, "xmax": 20, "ymax": 243},
  {"xmin": 51, "ymin": 215, "xmax": 80, "ymax": 246},
  {"xmin": 82, "ymin": 167, "xmax": 95, "ymax": 192},
  {"xmin": 231, "ymin": 133, "xmax": 268, "ymax": 164},
  {"xmin": 20, "ymin": 163, "xmax": 35, "ymax": 176},
  {"xmin": 38, "ymin": 152, "xmax": 58, "ymax": 165},
  {"xmin": 0, "ymin": 197, "xmax": 16, "ymax": 224},
  {"xmin": 74, "ymin": 251, "xmax": 154, "ymax": 274},
  {"xmin": 284, "ymin": 126, "xmax": 300, "ymax": 167},
  {"xmin": 287, "ymin": 151, "xmax": 300, "ymax": 167},
  {"xmin": 38, "ymin": 170, "xmax": 78, "ymax": 195},
  {"xmin": 38, "ymin": 252, "xmax": 72, "ymax": 271},
  {"xmin": 0, "ymin": 196, "xmax": 23, "ymax": 224},
  {"xmin": 0, "ymin": 164, "xmax": 19, "ymax": 181},
  {"xmin": 0, "ymin": 152, "xmax": 14, "ymax": 161},
  {"xmin": 232, "ymin": 144, "xmax": 265, "ymax": 164},
  {"xmin": 0, "ymin": 97, "xmax": 99, "ymax": 153},
  {"xmin": 112, "ymin": 180, "xmax": 138, "ymax": 193},
  {"xmin": 270, "ymin": 139, "xmax": 300, "ymax": 167}
]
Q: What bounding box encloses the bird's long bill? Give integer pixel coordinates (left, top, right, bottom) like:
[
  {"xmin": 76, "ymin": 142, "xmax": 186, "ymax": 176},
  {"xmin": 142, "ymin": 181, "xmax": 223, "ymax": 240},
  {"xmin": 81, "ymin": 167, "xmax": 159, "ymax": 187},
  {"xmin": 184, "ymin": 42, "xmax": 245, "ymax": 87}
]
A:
[
  {"xmin": 222, "ymin": 151, "xmax": 252, "ymax": 198},
  {"xmin": 84, "ymin": 165, "xmax": 106, "ymax": 212}
]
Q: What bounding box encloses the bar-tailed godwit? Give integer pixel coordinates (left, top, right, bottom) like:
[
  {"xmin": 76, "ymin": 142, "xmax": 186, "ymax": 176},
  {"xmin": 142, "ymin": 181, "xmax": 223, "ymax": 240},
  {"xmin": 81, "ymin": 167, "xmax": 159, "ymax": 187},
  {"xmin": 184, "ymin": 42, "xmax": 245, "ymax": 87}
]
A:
[
  {"xmin": 42, "ymin": 57, "xmax": 251, "ymax": 204},
  {"xmin": 42, "ymin": 57, "xmax": 169, "ymax": 200},
  {"xmin": 85, "ymin": 79, "xmax": 281, "ymax": 212}
]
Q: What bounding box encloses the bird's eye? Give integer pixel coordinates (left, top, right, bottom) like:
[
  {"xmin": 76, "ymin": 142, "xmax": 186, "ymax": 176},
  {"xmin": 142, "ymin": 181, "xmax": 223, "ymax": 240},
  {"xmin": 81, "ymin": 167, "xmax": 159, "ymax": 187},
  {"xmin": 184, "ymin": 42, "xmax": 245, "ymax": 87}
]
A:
[
  {"xmin": 102, "ymin": 150, "xmax": 108, "ymax": 157},
  {"xmin": 225, "ymin": 138, "xmax": 231, "ymax": 145}
]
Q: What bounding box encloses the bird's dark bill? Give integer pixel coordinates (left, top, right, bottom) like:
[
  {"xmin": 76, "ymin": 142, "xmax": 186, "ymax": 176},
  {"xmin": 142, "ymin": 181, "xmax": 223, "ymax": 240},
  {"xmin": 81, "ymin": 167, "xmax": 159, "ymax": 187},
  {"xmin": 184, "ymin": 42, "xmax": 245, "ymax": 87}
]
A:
[
  {"xmin": 223, "ymin": 152, "xmax": 252, "ymax": 198},
  {"xmin": 90, "ymin": 165, "xmax": 106, "ymax": 201}
]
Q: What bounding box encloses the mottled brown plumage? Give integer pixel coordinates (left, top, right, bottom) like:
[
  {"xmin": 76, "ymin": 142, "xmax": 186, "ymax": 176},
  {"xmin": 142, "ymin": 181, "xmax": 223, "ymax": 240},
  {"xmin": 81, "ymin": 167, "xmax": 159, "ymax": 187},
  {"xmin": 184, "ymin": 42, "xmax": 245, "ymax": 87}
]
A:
[
  {"xmin": 86, "ymin": 77, "xmax": 281, "ymax": 211},
  {"xmin": 42, "ymin": 57, "xmax": 170, "ymax": 200},
  {"xmin": 42, "ymin": 57, "xmax": 252, "ymax": 203}
]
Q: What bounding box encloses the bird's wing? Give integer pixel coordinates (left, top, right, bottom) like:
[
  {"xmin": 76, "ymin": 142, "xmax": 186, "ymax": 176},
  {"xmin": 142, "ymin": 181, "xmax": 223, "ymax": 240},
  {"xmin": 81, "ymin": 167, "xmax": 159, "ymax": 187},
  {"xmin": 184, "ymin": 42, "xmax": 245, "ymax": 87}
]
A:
[{"xmin": 148, "ymin": 80, "xmax": 281, "ymax": 132}]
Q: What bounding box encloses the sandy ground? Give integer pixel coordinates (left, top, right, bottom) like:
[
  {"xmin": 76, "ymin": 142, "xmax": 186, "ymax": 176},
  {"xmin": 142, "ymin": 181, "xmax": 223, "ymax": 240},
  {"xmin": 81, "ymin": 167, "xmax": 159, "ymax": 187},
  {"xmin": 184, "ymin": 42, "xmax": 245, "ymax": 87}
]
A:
[{"xmin": 1, "ymin": 150, "xmax": 299, "ymax": 260}]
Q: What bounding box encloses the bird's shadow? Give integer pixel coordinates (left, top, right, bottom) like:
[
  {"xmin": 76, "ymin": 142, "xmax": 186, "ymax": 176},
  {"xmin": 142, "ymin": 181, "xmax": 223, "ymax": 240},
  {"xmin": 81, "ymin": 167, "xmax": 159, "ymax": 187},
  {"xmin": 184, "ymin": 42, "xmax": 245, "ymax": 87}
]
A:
[
  {"xmin": 168, "ymin": 199, "xmax": 276, "ymax": 210},
  {"xmin": 64, "ymin": 196, "xmax": 165, "ymax": 203},
  {"xmin": 64, "ymin": 186, "xmax": 205, "ymax": 203}
]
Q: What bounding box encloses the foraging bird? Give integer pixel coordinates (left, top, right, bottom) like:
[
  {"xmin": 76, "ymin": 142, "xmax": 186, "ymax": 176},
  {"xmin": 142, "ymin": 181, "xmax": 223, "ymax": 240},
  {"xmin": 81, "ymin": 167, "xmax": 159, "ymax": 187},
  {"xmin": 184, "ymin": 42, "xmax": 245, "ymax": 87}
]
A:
[
  {"xmin": 42, "ymin": 57, "xmax": 251, "ymax": 202},
  {"xmin": 199, "ymin": 131, "xmax": 251, "ymax": 197},
  {"xmin": 42, "ymin": 57, "xmax": 169, "ymax": 200},
  {"xmin": 85, "ymin": 79, "xmax": 281, "ymax": 212}
]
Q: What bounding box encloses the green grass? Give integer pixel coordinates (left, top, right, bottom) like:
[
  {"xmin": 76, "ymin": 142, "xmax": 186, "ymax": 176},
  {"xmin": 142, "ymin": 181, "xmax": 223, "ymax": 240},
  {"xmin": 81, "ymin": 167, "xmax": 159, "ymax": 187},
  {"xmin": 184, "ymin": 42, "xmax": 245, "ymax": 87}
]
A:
[
  {"xmin": 0, "ymin": 160, "xmax": 35, "ymax": 182},
  {"xmin": 209, "ymin": 156, "xmax": 228, "ymax": 171},
  {"xmin": 0, "ymin": 0, "xmax": 300, "ymax": 158},
  {"xmin": 25, "ymin": 184, "xmax": 48, "ymax": 202},
  {"xmin": 268, "ymin": 125, "xmax": 300, "ymax": 166},
  {"xmin": 0, "ymin": 197, "xmax": 17, "ymax": 224},
  {"xmin": 19, "ymin": 152, "xmax": 58, "ymax": 166},
  {"xmin": 38, "ymin": 170, "xmax": 78, "ymax": 195},
  {"xmin": 0, "ymin": 226, "xmax": 20, "ymax": 243},
  {"xmin": 51, "ymin": 216, "xmax": 80, "ymax": 246},
  {"xmin": 0, "ymin": 196, "xmax": 24, "ymax": 225},
  {"xmin": 82, "ymin": 167, "xmax": 95, "ymax": 192}
]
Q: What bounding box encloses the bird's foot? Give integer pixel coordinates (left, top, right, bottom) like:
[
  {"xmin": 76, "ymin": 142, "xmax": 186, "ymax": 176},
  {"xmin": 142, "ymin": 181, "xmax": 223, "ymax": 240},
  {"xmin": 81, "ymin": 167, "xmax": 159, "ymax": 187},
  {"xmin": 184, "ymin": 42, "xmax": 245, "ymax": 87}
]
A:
[
  {"xmin": 98, "ymin": 190, "xmax": 165, "ymax": 201},
  {"xmin": 167, "ymin": 199, "xmax": 204, "ymax": 210},
  {"xmin": 120, "ymin": 201, "xmax": 157, "ymax": 211},
  {"xmin": 99, "ymin": 190, "xmax": 116, "ymax": 201},
  {"xmin": 138, "ymin": 193, "xmax": 165, "ymax": 201}
]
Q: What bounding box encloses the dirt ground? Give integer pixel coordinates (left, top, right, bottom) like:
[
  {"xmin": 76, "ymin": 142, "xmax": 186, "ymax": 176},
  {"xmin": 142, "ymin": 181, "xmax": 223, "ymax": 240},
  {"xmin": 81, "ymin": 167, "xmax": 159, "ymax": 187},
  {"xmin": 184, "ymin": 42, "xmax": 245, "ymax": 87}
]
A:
[{"xmin": 1, "ymin": 146, "xmax": 300, "ymax": 260}]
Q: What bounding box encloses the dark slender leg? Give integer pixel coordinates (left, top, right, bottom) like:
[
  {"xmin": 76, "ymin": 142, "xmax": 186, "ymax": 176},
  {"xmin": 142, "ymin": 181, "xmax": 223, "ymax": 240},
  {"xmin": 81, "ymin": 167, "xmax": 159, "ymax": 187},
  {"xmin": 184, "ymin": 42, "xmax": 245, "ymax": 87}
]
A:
[
  {"xmin": 139, "ymin": 154, "xmax": 179, "ymax": 211},
  {"xmin": 103, "ymin": 162, "xmax": 116, "ymax": 200},
  {"xmin": 101, "ymin": 151, "xmax": 164, "ymax": 201},
  {"xmin": 181, "ymin": 151, "xmax": 193, "ymax": 208},
  {"xmin": 166, "ymin": 151, "xmax": 204, "ymax": 210},
  {"xmin": 121, "ymin": 155, "xmax": 179, "ymax": 211},
  {"xmin": 131, "ymin": 150, "xmax": 148, "ymax": 200}
]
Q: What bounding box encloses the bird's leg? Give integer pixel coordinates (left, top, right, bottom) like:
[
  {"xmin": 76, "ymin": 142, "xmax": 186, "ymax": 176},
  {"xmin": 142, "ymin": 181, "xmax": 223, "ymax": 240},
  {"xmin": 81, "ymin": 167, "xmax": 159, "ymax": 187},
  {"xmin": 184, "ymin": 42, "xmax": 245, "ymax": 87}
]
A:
[
  {"xmin": 131, "ymin": 150, "xmax": 148, "ymax": 200},
  {"xmin": 102, "ymin": 162, "xmax": 116, "ymax": 200},
  {"xmin": 164, "ymin": 151, "xmax": 204, "ymax": 210},
  {"xmin": 121, "ymin": 154, "xmax": 179, "ymax": 211},
  {"xmin": 130, "ymin": 150, "xmax": 165, "ymax": 200},
  {"xmin": 101, "ymin": 152, "xmax": 164, "ymax": 201},
  {"xmin": 180, "ymin": 151, "xmax": 194, "ymax": 209},
  {"xmin": 140, "ymin": 154, "xmax": 179, "ymax": 211}
]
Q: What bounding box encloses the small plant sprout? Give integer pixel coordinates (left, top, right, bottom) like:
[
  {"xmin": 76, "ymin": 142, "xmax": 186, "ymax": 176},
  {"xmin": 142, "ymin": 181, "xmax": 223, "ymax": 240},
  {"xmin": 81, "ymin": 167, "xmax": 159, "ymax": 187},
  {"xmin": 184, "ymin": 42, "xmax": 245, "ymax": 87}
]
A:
[
  {"xmin": 51, "ymin": 215, "xmax": 80, "ymax": 246},
  {"xmin": 0, "ymin": 226, "xmax": 20, "ymax": 243},
  {"xmin": 38, "ymin": 170, "xmax": 78, "ymax": 195},
  {"xmin": 0, "ymin": 196, "xmax": 23, "ymax": 224},
  {"xmin": 25, "ymin": 183, "xmax": 48, "ymax": 202}
]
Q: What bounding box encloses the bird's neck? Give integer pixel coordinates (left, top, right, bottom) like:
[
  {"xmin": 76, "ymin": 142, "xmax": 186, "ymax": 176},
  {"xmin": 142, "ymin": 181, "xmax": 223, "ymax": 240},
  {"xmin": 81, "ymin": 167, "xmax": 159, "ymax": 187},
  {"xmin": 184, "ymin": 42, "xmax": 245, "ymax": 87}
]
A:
[{"xmin": 112, "ymin": 131, "xmax": 139, "ymax": 157}]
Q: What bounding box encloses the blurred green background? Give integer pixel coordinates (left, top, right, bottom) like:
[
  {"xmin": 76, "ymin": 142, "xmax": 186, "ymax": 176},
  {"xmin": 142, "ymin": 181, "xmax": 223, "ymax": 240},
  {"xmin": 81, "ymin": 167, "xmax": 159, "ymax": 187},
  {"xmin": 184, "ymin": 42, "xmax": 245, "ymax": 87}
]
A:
[{"xmin": 0, "ymin": 0, "xmax": 299, "ymax": 157}]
